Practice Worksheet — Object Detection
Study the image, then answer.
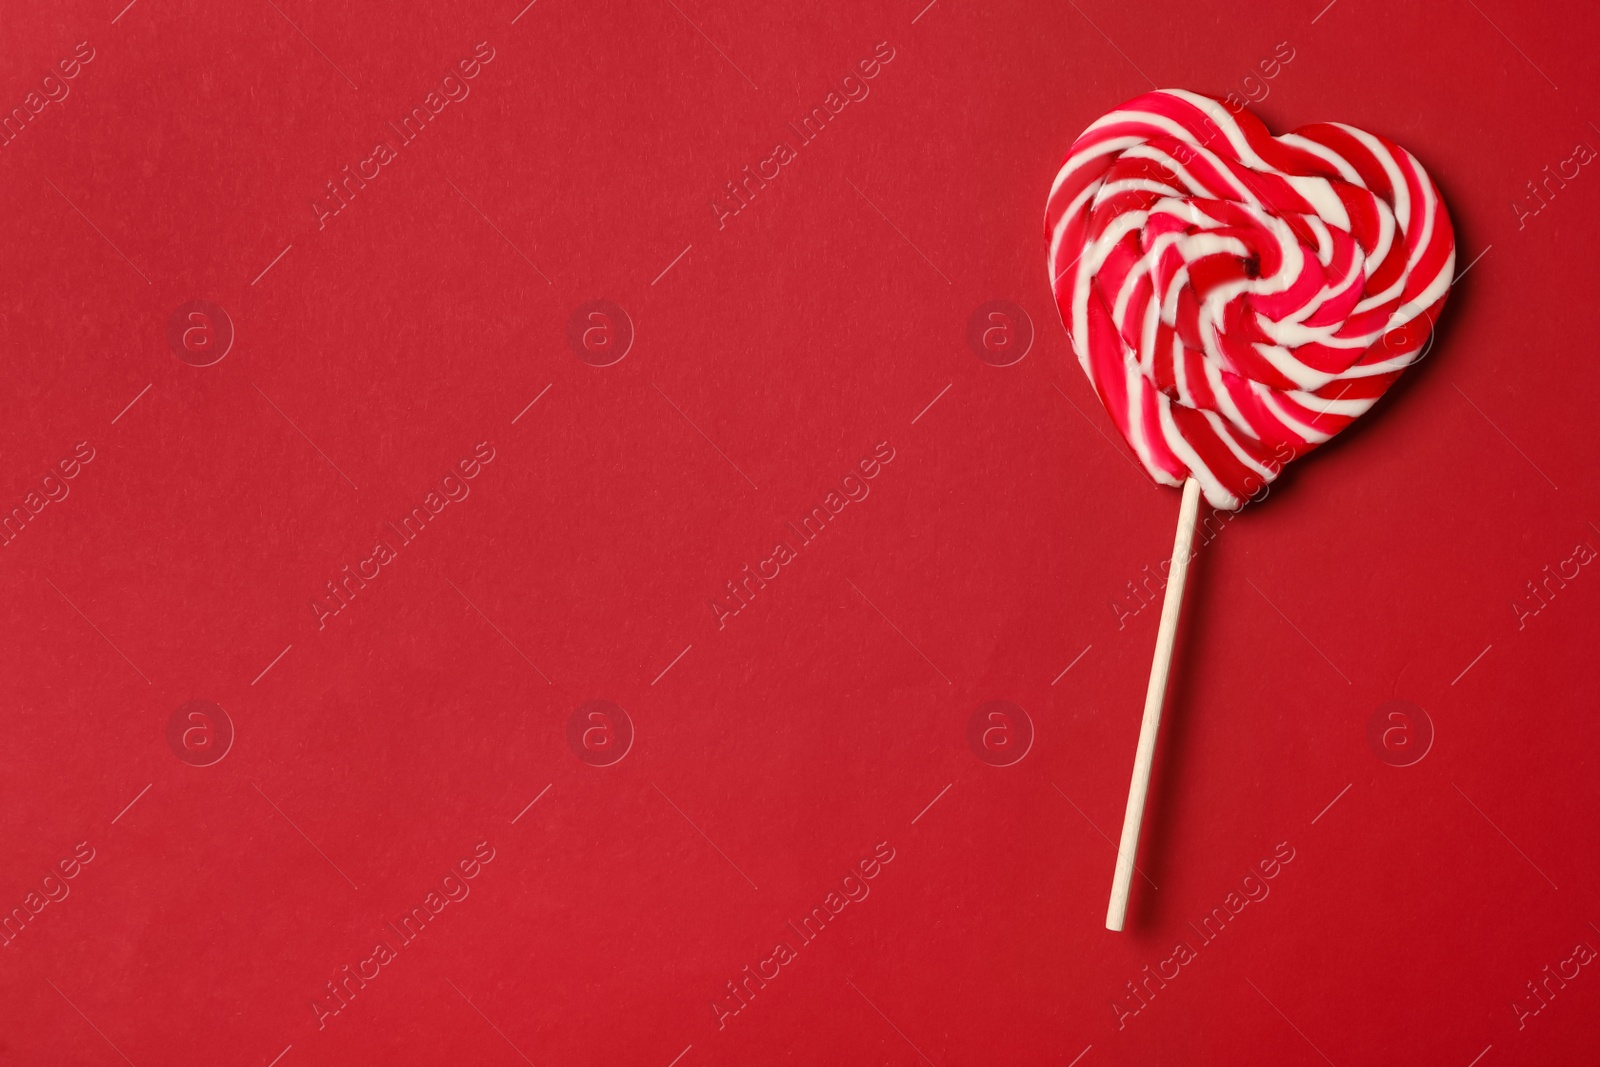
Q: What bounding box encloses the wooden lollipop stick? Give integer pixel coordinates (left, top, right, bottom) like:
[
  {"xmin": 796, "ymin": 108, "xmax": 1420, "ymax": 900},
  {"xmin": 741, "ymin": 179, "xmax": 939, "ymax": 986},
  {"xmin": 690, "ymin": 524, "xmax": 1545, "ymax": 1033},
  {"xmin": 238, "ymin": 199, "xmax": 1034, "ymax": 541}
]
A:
[{"xmin": 1106, "ymin": 476, "xmax": 1203, "ymax": 932}]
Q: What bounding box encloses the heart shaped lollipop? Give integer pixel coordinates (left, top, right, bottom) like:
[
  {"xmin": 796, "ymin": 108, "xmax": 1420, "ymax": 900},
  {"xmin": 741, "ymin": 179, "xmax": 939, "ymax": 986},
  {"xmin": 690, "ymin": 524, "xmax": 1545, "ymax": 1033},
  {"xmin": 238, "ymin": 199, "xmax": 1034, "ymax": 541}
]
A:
[
  {"xmin": 1043, "ymin": 90, "xmax": 1456, "ymax": 931},
  {"xmin": 1046, "ymin": 88, "xmax": 1455, "ymax": 510}
]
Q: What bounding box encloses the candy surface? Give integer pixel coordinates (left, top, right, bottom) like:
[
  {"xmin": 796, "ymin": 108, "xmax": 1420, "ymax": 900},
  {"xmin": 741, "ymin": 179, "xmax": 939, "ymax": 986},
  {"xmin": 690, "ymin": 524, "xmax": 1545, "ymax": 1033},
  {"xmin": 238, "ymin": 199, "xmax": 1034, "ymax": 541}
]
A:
[{"xmin": 1045, "ymin": 89, "xmax": 1455, "ymax": 510}]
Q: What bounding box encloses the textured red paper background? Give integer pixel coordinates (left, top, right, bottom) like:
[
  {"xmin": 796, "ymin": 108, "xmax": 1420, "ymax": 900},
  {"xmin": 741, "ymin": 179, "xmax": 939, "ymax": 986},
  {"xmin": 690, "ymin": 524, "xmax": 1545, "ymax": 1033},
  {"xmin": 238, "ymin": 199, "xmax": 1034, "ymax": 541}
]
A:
[{"xmin": 2, "ymin": 1, "xmax": 1597, "ymax": 1065}]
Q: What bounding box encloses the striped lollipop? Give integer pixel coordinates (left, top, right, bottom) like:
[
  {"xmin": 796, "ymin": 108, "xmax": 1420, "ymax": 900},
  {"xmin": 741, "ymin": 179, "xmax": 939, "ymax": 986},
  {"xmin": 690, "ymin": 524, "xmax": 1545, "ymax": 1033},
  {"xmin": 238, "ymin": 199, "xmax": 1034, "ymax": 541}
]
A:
[
  {"xmin": 1046, "ymin": 88, "xmax": 1455, "ymax": 510},
  {"xmin": 1044, "ymin": 90, "xmax": 1456, "ymax": 930}
]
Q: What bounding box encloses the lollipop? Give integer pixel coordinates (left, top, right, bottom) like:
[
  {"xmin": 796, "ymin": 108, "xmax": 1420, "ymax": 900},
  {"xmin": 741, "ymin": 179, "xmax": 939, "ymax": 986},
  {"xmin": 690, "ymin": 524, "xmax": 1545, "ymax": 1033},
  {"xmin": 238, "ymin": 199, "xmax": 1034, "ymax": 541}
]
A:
[{"xmin": 1044, "ymin": 89, "xmax": 1455, "ymax": 930}]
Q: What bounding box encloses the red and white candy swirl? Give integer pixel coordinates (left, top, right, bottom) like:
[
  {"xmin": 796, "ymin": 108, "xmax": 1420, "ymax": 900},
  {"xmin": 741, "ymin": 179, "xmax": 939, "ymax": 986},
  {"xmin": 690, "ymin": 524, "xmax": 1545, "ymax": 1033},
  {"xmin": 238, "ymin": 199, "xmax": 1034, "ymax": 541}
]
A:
[{"xmin": 1045, "ymin": 89, "xmax": 1455, "ymax": 510}]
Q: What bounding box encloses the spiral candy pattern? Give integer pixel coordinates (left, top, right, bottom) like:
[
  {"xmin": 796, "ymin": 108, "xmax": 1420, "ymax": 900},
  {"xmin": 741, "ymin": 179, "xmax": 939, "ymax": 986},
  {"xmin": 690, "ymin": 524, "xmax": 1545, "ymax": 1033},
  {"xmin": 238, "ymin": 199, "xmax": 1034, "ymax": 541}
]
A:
[{"xmin": 1046, "ymin": 89, "xmax": 1455, "ymax": 509}]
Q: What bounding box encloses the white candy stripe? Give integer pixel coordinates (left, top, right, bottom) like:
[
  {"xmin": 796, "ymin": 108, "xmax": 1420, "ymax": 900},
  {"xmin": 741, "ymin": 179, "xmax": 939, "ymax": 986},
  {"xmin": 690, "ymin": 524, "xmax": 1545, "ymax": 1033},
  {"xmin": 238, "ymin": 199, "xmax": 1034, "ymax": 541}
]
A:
[{"xmin": 1158, "ymin": 399, "xmax": 1230, "ymax": 504}]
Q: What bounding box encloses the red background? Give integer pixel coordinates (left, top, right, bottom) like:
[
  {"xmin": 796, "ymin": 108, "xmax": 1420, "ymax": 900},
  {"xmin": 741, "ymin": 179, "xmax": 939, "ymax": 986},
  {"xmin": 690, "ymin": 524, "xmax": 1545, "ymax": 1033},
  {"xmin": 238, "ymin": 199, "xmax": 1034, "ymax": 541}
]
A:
[{"xmin": 1, "ymin": 1, "xmax": 1597, "ymax": 1064}]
